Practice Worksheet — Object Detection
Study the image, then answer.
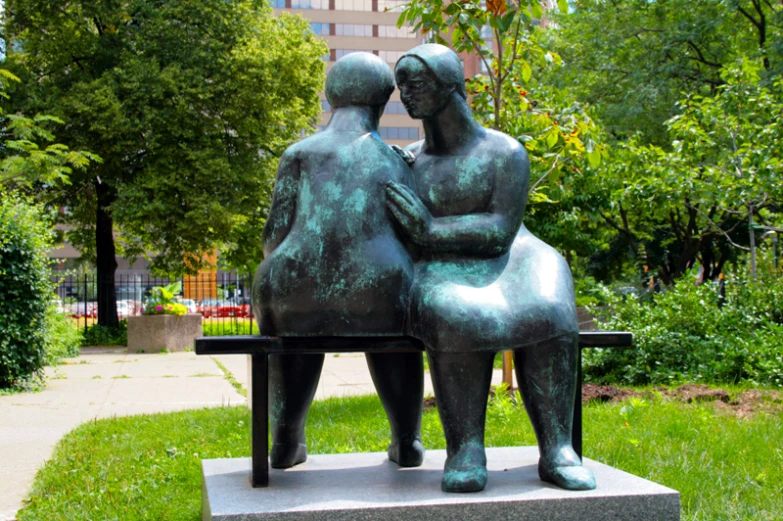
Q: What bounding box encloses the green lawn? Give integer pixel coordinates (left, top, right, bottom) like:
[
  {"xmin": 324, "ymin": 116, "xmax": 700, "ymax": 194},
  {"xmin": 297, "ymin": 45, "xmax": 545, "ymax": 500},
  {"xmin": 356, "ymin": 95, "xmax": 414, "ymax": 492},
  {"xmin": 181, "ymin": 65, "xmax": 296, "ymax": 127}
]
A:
[{"xmin": 17, "ymin": 390, "xmax": 783, "ymax": 521}]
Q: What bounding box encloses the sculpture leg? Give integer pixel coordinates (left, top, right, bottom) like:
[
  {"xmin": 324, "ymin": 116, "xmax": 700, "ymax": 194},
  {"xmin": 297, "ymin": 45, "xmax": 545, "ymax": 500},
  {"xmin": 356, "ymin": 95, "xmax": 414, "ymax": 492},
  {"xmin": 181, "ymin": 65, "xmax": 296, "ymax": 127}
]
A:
[
  {"xmin": 514, "ymin": 334, "xmax": 596, "ymax": 490},
  {"xmin": 428, "ymin": 350, "xmax": 495, "ymax": 493},
  {"xmin": 366, "ymin": 352, "xmax": 425, "ymax": 467},
  {"xmin": 268, "ymin": 353, "xmax": 324, "ymax": 468}
]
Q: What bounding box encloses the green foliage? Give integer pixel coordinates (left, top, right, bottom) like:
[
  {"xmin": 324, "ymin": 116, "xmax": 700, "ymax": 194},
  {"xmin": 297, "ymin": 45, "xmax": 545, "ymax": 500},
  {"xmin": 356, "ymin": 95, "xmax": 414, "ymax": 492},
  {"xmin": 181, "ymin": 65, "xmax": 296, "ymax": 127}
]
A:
[
  {"xmin": 586, "ymin": 271, "xmax": 783, "ymax": 387},
  {"xmin": 44, "ymin": 306, "xmax": 82, "ymax": 363},
  {"xmin": 82, "ymin": 321, "xmax": 128, "ymax": 347},
  {"xmin": 548, "ymin": 62, "xmax": 783, "ymax": 284},
  {"xmin": 17, "ymin": 395, "xmax": 783, "ymax": 521},
  {"xmin": 5, "ymin": 0, "xmax": 328, "ymax": 275},
  {"xmin": 142, "ymin": 282, "xmax": 187, "ymax": 316},
  {"xmin": 0, "ymin": 69, "xmax": 100, "ymax": 191},
  {"xmin": 0, "ymin": 196, "xmax": 54, "ymax": 388},
  {"xmin": 202, "ymin": 319, "xmax": 259, "ymax": 337},
  {"xmin": 548, "ymin": 0, "xmax": 783, "ymax": 146}
]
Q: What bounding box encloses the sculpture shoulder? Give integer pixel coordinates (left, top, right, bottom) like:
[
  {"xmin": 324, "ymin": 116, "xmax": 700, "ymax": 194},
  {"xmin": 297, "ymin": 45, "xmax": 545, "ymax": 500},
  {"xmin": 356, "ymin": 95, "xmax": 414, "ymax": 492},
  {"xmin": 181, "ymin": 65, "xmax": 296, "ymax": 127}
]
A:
[
  {"xmin": 281, "ymin": 132, "xmax": 331, "ymax": 160},
  {"xmin": 484, "ymin": 129, "xmax": 529, "ymax": 167}
]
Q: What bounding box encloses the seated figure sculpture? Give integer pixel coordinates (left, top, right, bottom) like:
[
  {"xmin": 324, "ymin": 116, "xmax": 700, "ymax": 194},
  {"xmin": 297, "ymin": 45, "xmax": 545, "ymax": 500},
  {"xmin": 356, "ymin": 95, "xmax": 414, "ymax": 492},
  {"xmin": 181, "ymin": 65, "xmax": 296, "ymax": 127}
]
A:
[
  {"xmin": 385, "ymin": 44, "xmax": 597, "ymax": 493},
  {"xmin": 252, "ymin": 52, "xmax": 425, "ymax": 469}
]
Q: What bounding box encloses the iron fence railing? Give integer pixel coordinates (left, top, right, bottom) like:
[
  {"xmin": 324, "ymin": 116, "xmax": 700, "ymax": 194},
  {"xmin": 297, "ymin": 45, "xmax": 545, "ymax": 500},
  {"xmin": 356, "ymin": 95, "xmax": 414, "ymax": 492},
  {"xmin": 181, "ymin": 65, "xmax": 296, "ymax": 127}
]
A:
[{"xmin": 51, "ymin": 272, "xmax": 257, "ymax": 336}]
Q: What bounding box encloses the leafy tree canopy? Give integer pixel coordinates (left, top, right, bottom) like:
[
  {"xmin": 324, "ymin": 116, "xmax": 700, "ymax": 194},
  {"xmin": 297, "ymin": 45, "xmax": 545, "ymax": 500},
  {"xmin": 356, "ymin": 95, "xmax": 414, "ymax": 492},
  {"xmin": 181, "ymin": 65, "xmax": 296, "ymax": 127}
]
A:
[{"xmin": 5, "ymin": 0, "xmax": 327, "ymax": 277}]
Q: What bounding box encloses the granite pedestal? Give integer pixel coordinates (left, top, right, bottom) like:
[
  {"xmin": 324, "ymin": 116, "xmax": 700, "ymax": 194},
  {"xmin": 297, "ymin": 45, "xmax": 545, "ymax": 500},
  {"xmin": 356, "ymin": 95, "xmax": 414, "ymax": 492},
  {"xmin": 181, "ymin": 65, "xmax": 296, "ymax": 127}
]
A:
[{"xmin": 202, "ymin": 446, "xmax": 680, "ymax": 521}]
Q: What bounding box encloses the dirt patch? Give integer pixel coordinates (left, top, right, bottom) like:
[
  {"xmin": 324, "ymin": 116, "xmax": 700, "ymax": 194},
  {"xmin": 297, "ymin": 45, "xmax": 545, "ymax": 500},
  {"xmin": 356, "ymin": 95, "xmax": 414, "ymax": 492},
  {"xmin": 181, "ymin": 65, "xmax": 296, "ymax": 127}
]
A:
[
  {"xmin": 581, "ymin": 384, "xmax": 642, "ymax": 403},
  {"xmin": 668, "ymin": 384, "xmax": 730, "ymax": 403},
  {"xmin": 582, "ymin": 383, "xmax": 783, "ymax": 417}
]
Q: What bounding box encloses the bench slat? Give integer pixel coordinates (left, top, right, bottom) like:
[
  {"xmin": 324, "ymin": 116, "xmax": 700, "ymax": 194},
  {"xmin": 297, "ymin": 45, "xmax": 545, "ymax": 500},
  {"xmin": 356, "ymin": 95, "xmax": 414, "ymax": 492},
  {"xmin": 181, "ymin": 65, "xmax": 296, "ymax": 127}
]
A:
[{"xmin": 195, "ymin": 331, "xmax": 632, "ymax": 355}]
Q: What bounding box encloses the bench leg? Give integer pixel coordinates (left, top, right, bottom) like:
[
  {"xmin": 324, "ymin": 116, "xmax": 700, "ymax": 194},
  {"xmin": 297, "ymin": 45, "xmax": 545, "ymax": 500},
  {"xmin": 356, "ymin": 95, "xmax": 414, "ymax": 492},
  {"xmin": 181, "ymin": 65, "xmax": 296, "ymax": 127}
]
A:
[
  {"xmin": 572, "ymin": 347, "xmax": 583, "ymax": 460},
  {"xmin": 251, "ymin": 353, "xmax": 269, "ymax": 487}
]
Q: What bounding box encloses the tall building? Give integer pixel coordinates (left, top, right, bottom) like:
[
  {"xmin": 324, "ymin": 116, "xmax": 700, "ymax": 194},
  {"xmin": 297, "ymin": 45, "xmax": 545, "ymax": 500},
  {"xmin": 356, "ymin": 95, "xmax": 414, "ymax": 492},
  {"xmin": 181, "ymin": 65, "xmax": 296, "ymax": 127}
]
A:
[{"xmin": 272, "ymin": 0, "xmax": 425, "ymax": 146}]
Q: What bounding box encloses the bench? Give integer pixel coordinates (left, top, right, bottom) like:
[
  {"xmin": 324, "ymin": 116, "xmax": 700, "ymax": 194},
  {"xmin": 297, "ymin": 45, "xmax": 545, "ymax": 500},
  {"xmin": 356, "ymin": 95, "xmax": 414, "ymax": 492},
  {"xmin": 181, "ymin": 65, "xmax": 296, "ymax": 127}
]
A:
[{"xmin": 195, "ymin": 331, "xmax": 632, "ymax": 487}]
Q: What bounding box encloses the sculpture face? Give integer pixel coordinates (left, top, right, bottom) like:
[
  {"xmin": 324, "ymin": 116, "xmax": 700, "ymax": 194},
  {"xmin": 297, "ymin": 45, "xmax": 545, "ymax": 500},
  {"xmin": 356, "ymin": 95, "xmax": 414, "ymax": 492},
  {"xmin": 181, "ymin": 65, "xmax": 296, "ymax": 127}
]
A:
[{"xmin": 395, "ymin": 57, "xmax": 451, "ymax": 120}]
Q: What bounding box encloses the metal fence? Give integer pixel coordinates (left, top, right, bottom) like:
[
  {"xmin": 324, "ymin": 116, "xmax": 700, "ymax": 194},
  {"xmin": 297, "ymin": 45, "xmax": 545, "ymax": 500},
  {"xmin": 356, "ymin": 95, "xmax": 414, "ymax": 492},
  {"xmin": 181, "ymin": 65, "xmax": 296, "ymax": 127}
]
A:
[{"xmin": 51, "ymin": 272, "xmax": 258, "ymax": 336}]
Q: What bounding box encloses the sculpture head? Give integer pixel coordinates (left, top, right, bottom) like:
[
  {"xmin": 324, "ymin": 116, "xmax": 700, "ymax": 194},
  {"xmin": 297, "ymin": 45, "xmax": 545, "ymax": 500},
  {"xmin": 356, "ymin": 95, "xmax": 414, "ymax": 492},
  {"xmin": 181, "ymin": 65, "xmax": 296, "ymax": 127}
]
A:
[
  {"xmin": 395, "ymin": 44, "xmax": 467, "ymax": 119},
  {"xmin": 325, "ymin": 52, "xmax": 395, "ymax": 109}
]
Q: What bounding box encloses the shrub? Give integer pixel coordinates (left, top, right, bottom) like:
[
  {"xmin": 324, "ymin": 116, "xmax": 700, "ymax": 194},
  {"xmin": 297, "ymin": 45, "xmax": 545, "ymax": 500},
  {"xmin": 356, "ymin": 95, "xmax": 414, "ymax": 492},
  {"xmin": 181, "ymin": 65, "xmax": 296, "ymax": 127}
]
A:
[
  {"xmin": 82, "ymin": 320, "xmax": 127, "ymax": 347},
  {"xmin": 44, "ymin": 306, "xmax": 82, "ymax": 363},
  {"xmin": 585, "ymin": 270, "xmax": 783, "ymax": 387},
  {"xmin": 0, "ymin": 196, "xmax": 54, "ymax": 389}
]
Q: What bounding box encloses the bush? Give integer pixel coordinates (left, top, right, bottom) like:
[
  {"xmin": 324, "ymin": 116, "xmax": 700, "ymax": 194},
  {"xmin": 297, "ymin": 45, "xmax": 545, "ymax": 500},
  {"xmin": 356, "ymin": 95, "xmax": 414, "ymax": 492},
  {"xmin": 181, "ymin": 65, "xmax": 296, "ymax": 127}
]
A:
[
  {"xmin": 0, "ymin": 196, "xmax": 54, "ymax": 389},
  {"xmin": 82, "ymin": 320, "xmax": 127, "ymax": 347},
  {"xmin": 44, "ymin": 306, "xmax": 82, "ymax": 363},
  {"xmin": 585, "ymin": 270, "xmax": 783, "ymax": 387}
]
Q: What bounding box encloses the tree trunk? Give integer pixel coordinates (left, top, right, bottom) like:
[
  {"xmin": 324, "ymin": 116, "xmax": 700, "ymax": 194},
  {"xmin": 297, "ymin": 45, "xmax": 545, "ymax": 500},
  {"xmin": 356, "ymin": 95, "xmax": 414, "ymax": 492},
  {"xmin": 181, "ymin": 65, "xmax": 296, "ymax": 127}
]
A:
[{"xmin": 96, "ymin": 180, "xmax": 119, "ymax": 327}]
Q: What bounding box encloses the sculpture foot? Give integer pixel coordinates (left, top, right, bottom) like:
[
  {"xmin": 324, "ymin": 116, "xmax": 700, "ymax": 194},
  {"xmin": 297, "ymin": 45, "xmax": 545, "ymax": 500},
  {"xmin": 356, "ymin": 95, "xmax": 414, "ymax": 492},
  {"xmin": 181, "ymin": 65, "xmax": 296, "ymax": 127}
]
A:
[
  {"xmin": 538, "ymin": 449, "xmax": 596, "ymax": 491},
  {"xmin": 270, "ymin": 443, "xmax": 307, "ymax": 469},
  {"xmin": 442, "ymin": 444, "xmax": 487, "ymax": 493},
  {"xmin": 388, "ymin": 438, "xmax": 425, "ymax": 467}
]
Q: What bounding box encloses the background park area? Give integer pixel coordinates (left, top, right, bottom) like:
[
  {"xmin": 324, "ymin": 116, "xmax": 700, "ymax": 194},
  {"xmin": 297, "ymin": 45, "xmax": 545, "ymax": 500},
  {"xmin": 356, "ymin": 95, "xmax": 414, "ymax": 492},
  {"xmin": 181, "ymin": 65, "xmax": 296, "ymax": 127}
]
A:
[{"xmin": 1, "ymin": 0, "xmax": 782, "ymax": 520}]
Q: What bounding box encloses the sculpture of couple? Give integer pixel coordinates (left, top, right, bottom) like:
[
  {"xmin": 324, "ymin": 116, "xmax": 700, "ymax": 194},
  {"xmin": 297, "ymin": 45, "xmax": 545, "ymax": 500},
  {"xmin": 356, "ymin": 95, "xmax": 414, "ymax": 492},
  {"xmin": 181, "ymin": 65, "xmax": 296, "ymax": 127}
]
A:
[{"xmin": 252, "ymin": 44, "xmax": 595, "ymax": 493}]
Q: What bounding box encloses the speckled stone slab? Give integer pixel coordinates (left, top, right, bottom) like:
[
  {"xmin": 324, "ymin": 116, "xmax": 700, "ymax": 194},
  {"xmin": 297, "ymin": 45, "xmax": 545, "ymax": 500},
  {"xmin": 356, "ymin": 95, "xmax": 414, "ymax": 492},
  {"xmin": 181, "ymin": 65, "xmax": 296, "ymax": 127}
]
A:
[{"xmin": 202, "ymin": 447, "xmax": 680, "ymax": 521}]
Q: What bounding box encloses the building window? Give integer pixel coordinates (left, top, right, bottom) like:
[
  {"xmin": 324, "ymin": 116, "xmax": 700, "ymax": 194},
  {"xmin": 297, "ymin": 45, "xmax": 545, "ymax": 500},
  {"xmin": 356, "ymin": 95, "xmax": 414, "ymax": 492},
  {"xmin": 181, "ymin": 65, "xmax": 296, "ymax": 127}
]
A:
[
  {"xmin": 335, "ymin": 0, "xmax": 373, "ymax": 11},
  {"xmin": 310, "ymin": 22, "xmax": 330, "ymax": 35},
  {"xmin": 378, "ymin": 50, "xmax": 406, "ymax": 63},
  {"xmin": 383, "ymin": 101, "xmax": 407, "ymax": 114},
  {"xmin": 321, "ymin": 99, "xmax": 332, "ymax": 112},
  {"xmin": 379, "ymin": 127, "xmax": 419, "ymax": 140},
  {"xmin": 377, "ymin": 25, "xmax": 417, "ymax": 38},
  {"xmin": 334, "ymin": 49, "xmax": 374, "ymax": 60},
  {"xmin": 335, "ymin": 24, "xmax": 373, "ymax": 37},
  {"xmin": 292, "ymin": 0, "xmax": 329, "ymax": 9},
  {"xmin": 378, "ymin": 0, "xmax": 407, "ymax": 11},
  {"xmin": 270, "ymin": 0, "xmax": 286, "ymax": 7}
]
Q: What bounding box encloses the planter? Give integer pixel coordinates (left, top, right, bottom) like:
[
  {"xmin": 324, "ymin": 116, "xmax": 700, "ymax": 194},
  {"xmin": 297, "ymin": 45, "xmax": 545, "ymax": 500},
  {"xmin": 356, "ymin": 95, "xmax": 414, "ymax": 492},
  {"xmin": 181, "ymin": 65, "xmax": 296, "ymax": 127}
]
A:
[{"xmin": 127, "ymin": 314, "xmax": 203, "ymax": 353}]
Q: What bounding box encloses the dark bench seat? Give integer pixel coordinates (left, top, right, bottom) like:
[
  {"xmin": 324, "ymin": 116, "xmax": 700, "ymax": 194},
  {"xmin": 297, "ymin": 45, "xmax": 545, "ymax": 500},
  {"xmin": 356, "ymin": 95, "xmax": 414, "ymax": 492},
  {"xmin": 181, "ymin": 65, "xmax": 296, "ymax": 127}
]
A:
[{"xmin": 195, "ymin": 331, "xmax": 632, "ymax": 487}]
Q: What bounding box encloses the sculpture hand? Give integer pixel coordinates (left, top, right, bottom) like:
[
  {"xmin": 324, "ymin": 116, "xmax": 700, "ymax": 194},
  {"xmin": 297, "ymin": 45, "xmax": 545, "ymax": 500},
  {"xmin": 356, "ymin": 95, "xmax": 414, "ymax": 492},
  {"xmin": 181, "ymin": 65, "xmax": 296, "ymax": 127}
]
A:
[
  {"xmin": 385, "ymin": 181, "xmax": 431, "ymax": 245},
  {"xmin": 390, "ymin": 144, "xmax": 416, "ymax": 166}
]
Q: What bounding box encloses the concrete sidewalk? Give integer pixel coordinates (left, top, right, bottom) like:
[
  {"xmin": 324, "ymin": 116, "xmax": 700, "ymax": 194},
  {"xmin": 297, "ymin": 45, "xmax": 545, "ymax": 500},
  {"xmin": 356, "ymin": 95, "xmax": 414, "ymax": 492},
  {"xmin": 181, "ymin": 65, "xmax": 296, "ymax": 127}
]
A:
[{"xmin": 0, "ymin": 348, "xmax": 505, "ymax": 520}]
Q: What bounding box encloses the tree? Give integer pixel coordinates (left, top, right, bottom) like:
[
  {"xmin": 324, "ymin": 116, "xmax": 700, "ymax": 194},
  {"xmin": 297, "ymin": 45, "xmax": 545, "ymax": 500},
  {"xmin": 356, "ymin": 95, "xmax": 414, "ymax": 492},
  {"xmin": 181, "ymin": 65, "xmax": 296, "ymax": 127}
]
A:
[
  {"xmin": 5, "ymin": 0, "xmax": 327, "ymax": 325},
  {"xmin": 0, "ymin": 70, "xmax": 99, "ymax": 191},
  {"xmin": 548, "ymin": 0, "xmax": 782, "ymax": 146},
  {"xmin": 568, "ymin": 62, "xmax": 783, "ymax": 284}
]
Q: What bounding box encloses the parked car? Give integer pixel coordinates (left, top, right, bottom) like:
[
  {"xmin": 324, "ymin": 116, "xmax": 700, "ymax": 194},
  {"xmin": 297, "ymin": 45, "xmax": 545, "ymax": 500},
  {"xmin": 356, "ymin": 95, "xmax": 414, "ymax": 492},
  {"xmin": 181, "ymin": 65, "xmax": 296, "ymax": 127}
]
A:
[
  {"xmin": 116, "ymin": 300, "xmax": 132, "ymax": 318},
  {"xmin": 237, "ymin": 297, "xmax": 253, "ymax": 318},
  {"xmin": 69, "ymin": 301, "xmax": 97, "ymax": 318}
]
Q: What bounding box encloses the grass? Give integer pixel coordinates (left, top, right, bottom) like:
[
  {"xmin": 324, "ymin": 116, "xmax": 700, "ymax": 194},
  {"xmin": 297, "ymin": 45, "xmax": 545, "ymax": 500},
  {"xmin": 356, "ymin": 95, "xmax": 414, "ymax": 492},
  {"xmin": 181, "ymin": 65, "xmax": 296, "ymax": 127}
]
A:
[{"xmin": 17, "ymin": 390, "xmax": 783, "ymax": 521}]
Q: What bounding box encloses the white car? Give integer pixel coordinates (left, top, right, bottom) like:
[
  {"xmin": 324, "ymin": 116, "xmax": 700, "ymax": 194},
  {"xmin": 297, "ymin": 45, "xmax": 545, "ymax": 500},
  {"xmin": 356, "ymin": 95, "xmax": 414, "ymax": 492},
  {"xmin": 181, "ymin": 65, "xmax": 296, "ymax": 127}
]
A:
[{"xmin": 116, "ymin": 301, "xmax": 132, "ymax": 318}]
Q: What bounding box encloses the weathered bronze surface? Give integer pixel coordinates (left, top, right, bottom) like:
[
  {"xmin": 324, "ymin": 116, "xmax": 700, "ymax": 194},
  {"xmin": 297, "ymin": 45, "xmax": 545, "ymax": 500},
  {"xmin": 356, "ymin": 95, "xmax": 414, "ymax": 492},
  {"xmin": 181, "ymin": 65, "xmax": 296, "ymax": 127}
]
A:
[
  {"xmin": 389, "ymin": 44, "xmax": 594, "ymax": 493},
  {"xmin": 252, "ymin": 46, "xmax": 595, "ymax": 494},
  {"xmin": 252, "ymin": 52, "xmax": 424, "ymax": 469}
]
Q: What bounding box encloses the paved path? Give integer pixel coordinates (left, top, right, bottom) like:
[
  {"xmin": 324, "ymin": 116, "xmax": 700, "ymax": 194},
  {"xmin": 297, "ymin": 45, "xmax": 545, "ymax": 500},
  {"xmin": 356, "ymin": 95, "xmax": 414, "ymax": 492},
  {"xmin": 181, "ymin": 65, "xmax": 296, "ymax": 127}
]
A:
[{"xmin": 0, "ymin": 348, "xmax": 505, "ymax": 520}]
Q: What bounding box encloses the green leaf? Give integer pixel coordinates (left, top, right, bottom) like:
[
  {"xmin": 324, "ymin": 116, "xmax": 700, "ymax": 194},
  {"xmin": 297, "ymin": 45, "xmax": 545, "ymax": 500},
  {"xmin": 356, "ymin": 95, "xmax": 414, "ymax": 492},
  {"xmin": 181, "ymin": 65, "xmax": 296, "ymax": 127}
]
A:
[
  {"xmin": 587, "ymin": 149, "xmax": 601, "ymax": 168},
  {"xmin": 558, "ymin": 0, "xmax": 569, "ymax": 14},
  {"xmin": 531, "ymin": 1, "xmax": 543, "ymax": 20},
  {"xmin": 521, "ymin": 61, "xmax": 532, "ymax": 83}
]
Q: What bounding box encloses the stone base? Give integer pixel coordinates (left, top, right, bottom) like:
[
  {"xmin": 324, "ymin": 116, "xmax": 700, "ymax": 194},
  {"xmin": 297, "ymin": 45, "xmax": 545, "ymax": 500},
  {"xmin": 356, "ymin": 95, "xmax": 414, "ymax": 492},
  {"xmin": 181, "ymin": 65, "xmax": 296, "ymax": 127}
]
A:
[
  {"xmin": 127, "ymin": 314, "xmax": 202, "ymax": 352},
  {"xmin": 202, "ymin": 447, "xmax": 680, "ymax": 521}
]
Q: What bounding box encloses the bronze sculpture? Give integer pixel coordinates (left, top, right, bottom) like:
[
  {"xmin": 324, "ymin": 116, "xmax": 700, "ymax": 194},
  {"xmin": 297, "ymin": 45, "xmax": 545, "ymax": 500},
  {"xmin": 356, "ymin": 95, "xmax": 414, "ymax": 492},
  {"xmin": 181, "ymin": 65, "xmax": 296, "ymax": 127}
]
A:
[
  {"xmin": 253, "ymin": 52, "xmax": 424, "ymax": 469},
  {"xmin": 253, "ymin": 45, "xmax": 595, "ymax": 494},
  {"xmin": 387, "ymin": 44, "xmax": 595, "ymax": 493}
]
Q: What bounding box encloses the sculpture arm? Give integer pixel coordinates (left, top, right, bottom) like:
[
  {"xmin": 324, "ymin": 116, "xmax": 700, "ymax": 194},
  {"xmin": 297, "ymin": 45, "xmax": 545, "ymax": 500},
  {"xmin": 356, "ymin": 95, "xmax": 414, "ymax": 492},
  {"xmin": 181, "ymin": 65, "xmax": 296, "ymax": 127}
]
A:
[
  {"xmin": 386, "ymin": 145, "xmax": 529, "ymax": 257},
  {"xmin": 262, "ymin": 150, "xmax": 300, "ymax": 256}
]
